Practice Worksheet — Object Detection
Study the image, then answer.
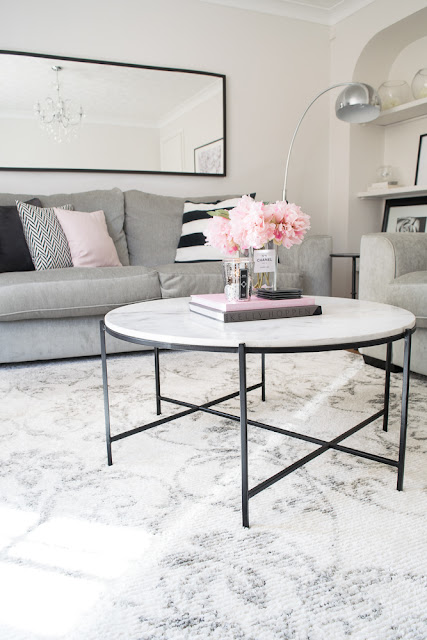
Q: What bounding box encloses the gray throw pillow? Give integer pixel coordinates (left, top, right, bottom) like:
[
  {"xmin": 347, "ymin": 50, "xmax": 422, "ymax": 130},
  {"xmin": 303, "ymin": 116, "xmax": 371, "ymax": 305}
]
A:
[{"xmin": 16, "ymin": 201, "xmax": 74, "ymax": 270}]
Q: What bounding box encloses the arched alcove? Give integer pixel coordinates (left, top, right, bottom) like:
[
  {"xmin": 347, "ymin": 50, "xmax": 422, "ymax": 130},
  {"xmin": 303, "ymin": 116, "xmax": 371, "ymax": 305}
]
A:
[{"xmin": 346, "ymin": 6, "xmax": 427, "ymax": 258}]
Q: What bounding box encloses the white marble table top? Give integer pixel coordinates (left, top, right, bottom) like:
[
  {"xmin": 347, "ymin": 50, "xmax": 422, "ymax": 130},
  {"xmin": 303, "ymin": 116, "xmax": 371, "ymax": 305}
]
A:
[{"xmin": 104, "ymin": 296, "xmax": 416, "ymax": 351}]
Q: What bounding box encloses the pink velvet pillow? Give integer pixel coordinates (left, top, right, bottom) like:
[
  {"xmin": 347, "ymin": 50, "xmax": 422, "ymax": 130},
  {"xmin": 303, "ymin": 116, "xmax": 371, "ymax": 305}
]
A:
[{"xmin": 54, "ymin": 208, "xmax": 122, "ymax": 268}]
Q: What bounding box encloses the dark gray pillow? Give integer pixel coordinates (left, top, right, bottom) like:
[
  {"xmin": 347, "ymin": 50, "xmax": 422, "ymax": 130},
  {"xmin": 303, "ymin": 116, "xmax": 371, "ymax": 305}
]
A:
[{"xmin": 0, "ymin": 198, "xmax": 41, "ymax": 272}]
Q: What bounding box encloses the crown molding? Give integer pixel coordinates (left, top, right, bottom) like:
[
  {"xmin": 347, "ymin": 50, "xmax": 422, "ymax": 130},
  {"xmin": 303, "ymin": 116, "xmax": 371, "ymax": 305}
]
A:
[{"xmin": 199, "ymin": 0, "xmax": 376, "ymax": 26}]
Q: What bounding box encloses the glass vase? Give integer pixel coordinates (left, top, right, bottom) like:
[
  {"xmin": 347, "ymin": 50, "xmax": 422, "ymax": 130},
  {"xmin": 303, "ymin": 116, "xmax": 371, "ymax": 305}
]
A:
[
  {"xmin": 252, "ymin": 241, "xmax": 278, "ymax": 291},
  {"xmin": 222, "ymin": 254, "xmax": 253, "ymax": 302},
  {"xmin": 411, "ymin": 68, "xmax": 427, "ymax": 100},
  {"xmin": 378, "ymin": 80, "xmax": 412, "ymax": 110}
]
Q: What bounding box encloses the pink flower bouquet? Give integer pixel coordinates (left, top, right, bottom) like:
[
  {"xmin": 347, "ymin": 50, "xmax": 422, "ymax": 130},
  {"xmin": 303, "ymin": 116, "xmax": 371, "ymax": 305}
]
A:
[{"xmin": 204, "ymin": 195, "xmax": 310, "ymax": 255}]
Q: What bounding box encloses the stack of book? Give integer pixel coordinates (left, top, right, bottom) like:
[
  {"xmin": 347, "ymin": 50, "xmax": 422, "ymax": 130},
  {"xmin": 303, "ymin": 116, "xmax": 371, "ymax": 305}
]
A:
[{"xmin": 189, "ymin": 293, "xmax": 322, "ymax": 323}]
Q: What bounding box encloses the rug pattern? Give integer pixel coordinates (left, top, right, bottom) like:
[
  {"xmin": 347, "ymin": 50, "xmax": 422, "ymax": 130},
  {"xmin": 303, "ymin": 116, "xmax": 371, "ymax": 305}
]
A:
[{"xmin": 0, "ymin": 350, "xmax": 426, "ymax": 639}]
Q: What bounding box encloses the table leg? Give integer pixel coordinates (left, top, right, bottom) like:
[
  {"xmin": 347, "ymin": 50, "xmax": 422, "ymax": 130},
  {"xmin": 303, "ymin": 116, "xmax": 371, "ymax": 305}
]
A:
[
  {"xmin": 261, "ymin": 353, "xmax": 266, "ymax": 402},
  {"xmin": 100, "ymin": 321, "xmax": 113, "ymax": 466},
  {"xmin": 383, "ymin": 342, "xmax": 392, "ymax": 432},
  {"xmin": 239, "ymin": 343, "xmax": 249, "ymax": 528},
  {"xmin": 351, "ymin": 256, "xmax": 358, "ymax": 299},
  {"xmin": 397, "ymin": 330, "xmax": 412, "ymax": 491},
  {"xmin": 154, "ymin": 348, "xmax": 161, "ymax": 415}
]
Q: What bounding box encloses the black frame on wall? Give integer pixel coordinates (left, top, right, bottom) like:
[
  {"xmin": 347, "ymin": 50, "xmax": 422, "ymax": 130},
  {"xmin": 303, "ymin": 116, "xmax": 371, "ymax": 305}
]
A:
[
  {"xmin": 382, "ymin": 196, "xmax": 427, "ymax": 233},
  {"xmin": 0, "ymin": 49, "xmax": 227, "ymax": 176},
  {"xmin": 415, "ymin": 133, "xmax": 427, "ymax": 186}
]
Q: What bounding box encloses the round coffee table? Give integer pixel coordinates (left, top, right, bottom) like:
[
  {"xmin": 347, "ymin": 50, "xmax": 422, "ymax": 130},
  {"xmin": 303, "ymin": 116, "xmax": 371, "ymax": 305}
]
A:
[{"xmin": 101, "ymin": 296, "xmax": 415, "ymax": 527}]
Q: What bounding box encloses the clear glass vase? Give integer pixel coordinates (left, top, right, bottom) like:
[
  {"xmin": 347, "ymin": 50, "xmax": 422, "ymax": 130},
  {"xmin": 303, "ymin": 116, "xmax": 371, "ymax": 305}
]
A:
[
  {"xmin": 252, "ymin": 241, "xmax": 278, "ymax": 291},
  {"xmin": 222, "ymin": 254, "xmax": 253, "ymax": 302},
  {"xmin": 378, "ymin": 80, "xmax": 411, "ymax": 110},
  {"xmin": 411, "ymin": 68, "xmax": 427, "ymax": 100}
]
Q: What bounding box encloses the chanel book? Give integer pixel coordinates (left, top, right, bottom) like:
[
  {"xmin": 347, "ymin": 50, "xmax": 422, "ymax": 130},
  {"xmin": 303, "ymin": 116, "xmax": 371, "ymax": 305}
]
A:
[{"xmin": 189, "ymin": 302, "xmax": 322, "ymax": 323}]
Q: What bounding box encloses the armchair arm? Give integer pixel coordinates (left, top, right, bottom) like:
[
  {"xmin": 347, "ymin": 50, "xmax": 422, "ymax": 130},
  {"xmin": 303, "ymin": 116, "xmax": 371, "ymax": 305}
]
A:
[{"xmin": 359, "ymin": 233, "xmax": 427, "ymax": 303}]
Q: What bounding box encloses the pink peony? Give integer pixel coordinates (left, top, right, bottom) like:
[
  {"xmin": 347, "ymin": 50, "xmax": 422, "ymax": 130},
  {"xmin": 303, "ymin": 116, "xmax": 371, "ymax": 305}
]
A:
[
  {"xmin": 204, "ymin": 215, "xmax": 238, "ymax": 255},
  {"xmin": 229, "ymin": 196, "xmax": 275, "ymax": 249},
  {"xmin": 203, "ymin": 196, "xmax": 310, "ymax": 256}
]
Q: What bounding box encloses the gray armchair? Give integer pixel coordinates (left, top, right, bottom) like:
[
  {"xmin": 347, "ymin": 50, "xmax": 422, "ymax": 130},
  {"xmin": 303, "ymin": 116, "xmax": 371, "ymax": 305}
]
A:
[{"xmin": 358, "ymin": 232, "xmax": 427, "ymax": 376}]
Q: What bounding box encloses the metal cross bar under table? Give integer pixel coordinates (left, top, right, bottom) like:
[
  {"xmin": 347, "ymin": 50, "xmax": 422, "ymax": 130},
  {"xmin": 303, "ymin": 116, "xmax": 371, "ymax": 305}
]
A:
[{"xmin": 100, "ymin": 297, "xmax": 415, "ymax": 528}]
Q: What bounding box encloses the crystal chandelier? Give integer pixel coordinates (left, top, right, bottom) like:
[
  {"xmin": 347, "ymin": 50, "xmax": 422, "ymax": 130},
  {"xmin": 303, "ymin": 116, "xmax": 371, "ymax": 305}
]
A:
[{"xmin": 34, "ymin": 66, "xmax": 84, "ymax": 143}]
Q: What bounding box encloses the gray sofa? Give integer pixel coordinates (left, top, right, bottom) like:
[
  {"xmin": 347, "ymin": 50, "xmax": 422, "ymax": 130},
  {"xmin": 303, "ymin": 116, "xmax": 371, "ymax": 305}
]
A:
[
  {"xmin": 359, "ymin": 232, "xmax": 427, "ymax": 376},
  {"xmin": 0, "ymin": 188, "xmax": 332, "ymax": 363}
]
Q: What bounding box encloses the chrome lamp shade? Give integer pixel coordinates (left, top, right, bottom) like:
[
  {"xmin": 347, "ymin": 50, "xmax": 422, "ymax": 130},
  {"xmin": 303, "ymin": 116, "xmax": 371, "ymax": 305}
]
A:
[{"xmin": 335, "ymin": 83, "xmax": 381, "ymax": 123}]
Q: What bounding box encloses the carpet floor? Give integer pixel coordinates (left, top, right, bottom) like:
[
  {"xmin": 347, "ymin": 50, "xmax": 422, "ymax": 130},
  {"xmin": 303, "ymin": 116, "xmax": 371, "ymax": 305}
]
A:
[{"xmin": 0, "ymin": 349, "xmax": 426, "ymax": 640}]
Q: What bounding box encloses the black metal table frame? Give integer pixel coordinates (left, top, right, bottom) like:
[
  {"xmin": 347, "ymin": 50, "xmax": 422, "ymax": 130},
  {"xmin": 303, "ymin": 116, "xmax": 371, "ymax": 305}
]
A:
[{"xmin": 100, "ymin": 321, "xmax": 414, "ymax": 528}]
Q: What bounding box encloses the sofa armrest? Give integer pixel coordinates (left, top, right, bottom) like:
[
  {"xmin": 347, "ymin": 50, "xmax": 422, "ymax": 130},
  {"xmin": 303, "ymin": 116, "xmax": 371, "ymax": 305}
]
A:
[
  {"xmin": 297, "ymin": 235, "xmax": 332, "ymax": 296},
  {"xmin": 359, "ymin": 233, "xmax": 427, "ymax": 303}
]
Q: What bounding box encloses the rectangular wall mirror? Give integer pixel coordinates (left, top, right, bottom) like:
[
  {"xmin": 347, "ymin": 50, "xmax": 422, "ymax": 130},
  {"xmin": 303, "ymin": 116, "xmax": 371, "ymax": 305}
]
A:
[{"xmin": 0, "ymin": 50, "xmax": 226, "ymax": 175}]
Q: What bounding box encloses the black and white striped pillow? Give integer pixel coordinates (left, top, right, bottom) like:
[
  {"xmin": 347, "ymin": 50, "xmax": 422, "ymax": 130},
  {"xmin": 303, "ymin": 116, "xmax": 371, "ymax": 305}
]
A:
[
  {"xmin": 16, "ymin": 201, "xmax": 74, "ymax": 270},
  {"xmin": 175, "ymin": 198, "xmax": 242, "ymax": 263}
]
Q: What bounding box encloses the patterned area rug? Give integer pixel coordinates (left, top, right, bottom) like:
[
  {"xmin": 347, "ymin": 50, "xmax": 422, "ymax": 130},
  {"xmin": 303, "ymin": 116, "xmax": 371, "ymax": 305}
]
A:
[{"xmin": 0, "ymin": 349, "xmax": 426, "ymax": 640}]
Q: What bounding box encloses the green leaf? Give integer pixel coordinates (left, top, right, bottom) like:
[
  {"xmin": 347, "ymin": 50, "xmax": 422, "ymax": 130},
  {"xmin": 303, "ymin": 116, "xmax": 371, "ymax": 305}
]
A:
[{"xmin": 207, "ymin": 209, "xmax": 230, "ymax": 219}]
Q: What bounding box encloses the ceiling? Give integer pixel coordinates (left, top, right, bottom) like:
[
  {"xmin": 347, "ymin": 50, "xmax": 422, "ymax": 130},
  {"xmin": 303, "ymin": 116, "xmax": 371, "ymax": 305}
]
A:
[{"xmin": 199, "ymin": 0, "xmax": 376, "ymax": 25}]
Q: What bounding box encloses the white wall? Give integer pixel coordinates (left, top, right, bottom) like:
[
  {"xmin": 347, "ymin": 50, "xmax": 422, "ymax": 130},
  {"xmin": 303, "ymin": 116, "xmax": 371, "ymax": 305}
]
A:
[{"xmin": 0, "ymin": 0, "xmax": 330, "ymax": 235}]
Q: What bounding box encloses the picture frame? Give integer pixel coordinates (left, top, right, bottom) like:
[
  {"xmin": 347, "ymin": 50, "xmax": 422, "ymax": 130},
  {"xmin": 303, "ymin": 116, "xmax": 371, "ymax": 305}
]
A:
[
  {"xmin": 194, "ymin": 138, "xmax": 224, "ymax": 174},
  {"xmin": 415, "ymin": 133, "xmax": 427, "ymax": 185},
  {"xmin": 382, "ymin": 196, "xmax": 427, "ymax": 233}
]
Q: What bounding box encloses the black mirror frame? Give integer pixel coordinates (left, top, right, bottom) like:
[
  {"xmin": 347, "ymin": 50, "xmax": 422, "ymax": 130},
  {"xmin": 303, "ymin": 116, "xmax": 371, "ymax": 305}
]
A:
[{"xmin": 0, "ymin": 50, "xmax": 226, "ymax": 176}]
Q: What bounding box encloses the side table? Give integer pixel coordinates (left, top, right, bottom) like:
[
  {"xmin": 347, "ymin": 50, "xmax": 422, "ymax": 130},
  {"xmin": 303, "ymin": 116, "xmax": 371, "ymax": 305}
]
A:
[{"xmin": 330, "ymin": 252, "xmax": 360, "ymax": 299}]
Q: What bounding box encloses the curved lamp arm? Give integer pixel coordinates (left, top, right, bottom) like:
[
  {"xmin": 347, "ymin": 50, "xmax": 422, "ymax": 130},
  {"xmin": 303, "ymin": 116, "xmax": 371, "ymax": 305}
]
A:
[{"xmin": 282, "ymin": 82, "xmax": 370, "ymax": 202}]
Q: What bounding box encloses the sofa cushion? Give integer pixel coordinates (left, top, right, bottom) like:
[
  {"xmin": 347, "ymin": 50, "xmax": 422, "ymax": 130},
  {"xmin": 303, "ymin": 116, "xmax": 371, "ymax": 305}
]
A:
[
  {"xmin": 0, "ymin": 198, "xmax": 41, "ymax": 272},
  {"xmin": 0, "ymin": 266, "xmax": 160, "ymax": 321},
  {"xmin": 0, "ymin": 189, "xmax": 129, "ymax": 266},
  {"xmin": 157, "ymin": 262, "xmax": 224, "ymax": 298},
  {"xmin": 387, "ymin": 271, "xmax": 427, "ymax": 327},
  {"xmin": 54, "ymin": 208, "xmax": 122, "ymax": 268},
  {"xmin": 124, "ymin": 191, "xmax": 247, "ymax": 267},
  {"xmin": 16, "ymin": 201, "xmax": 74, "ymax": 270}
]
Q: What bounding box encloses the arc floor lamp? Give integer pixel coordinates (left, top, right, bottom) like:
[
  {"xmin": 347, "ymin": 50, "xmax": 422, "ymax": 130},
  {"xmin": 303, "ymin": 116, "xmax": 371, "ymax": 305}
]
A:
[{"xmin": 282, "ymin": 82, "xmax": 381, "ymax": 202}]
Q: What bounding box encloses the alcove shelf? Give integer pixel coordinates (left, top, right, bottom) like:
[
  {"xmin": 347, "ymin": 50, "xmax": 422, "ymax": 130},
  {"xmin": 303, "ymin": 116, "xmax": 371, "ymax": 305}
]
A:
[
  {"xmin": 372, "ymin": 96, "xmax": 427, "ymax": 126},
  {"xmin": 357, "ymin": 185, "xmax": 427, "ymax": 199}
]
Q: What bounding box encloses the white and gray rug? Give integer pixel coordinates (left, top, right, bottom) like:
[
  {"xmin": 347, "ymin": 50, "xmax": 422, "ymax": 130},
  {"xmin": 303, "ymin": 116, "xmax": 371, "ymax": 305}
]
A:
[{"xmin": 0, "ymin": 349, "xmax": 426, "ymax": 640}]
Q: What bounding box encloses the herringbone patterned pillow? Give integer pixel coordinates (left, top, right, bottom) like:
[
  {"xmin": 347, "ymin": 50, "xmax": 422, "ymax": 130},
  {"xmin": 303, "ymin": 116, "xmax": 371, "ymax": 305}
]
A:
[{"xmin": 16, "ymin": 201, "xmax": 73, "ymax": 270}]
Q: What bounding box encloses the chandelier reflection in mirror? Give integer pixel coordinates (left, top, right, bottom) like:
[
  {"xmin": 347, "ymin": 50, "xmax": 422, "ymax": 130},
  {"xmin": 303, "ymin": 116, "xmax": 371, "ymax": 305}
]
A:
[{"xmin": 34, "ymin": 65, "xmax": 84, "ymax": 143}]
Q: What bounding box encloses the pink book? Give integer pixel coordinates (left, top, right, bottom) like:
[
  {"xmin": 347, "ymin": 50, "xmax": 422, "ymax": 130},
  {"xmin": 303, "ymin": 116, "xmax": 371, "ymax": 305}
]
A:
[{"xmin": 190, "ymin": 293, "xmax": 316, "ymax": 312}]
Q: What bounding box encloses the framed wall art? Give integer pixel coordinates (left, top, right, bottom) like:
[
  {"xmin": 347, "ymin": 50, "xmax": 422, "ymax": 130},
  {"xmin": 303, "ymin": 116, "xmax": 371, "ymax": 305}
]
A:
[
  {"xmin": 382, "ymin": 196, "xmax": 427, "ymax": 233},
  {"xmin": 194, "ymin": 138, "xmax": 224, "ymax": 174},
  {"xmin": 415, "ymin": 133, "xmax": 427, "ymax": 185}
]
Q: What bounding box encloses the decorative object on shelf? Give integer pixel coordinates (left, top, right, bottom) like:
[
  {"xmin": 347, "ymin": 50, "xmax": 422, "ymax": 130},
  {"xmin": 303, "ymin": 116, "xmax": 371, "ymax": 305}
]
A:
[
  {"xmin": 377, "ymin": 80, "xmax": 412, "ymax": 110},
  {"xmin": 204, "ymin": 195, "xmax": 310, "ymax": 294},
  {"xmin": 411, "ymin": 68, "xmax": 427, "ymax": 100},
  {"xmin": 222, "ymin": 255, "xmax": 253, "ymax": 302},
  {"xmin": 34, "ymin": 66, "xmax": 84, "ymax": 143},
  {"xmin": 382, "ymin": 196, "xmax": 427, "ymax": 233},
  {"xmin": 415, "ymin": 134, "xmax": 427, "ymax": 186},
  {"xmin": 377, "ymin": 165, "xmax": 395, "ymax": 182},
  {"xmin": 367, "ymin": 165, "xmax": 398, "ymax": 191},
  {"xmin": 194, "ymin": 139, "xmax": 224, "ymax": 174},
  {"xmin": 283, "ymin": 82, "xmax": 380, "ymax": 202}
]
